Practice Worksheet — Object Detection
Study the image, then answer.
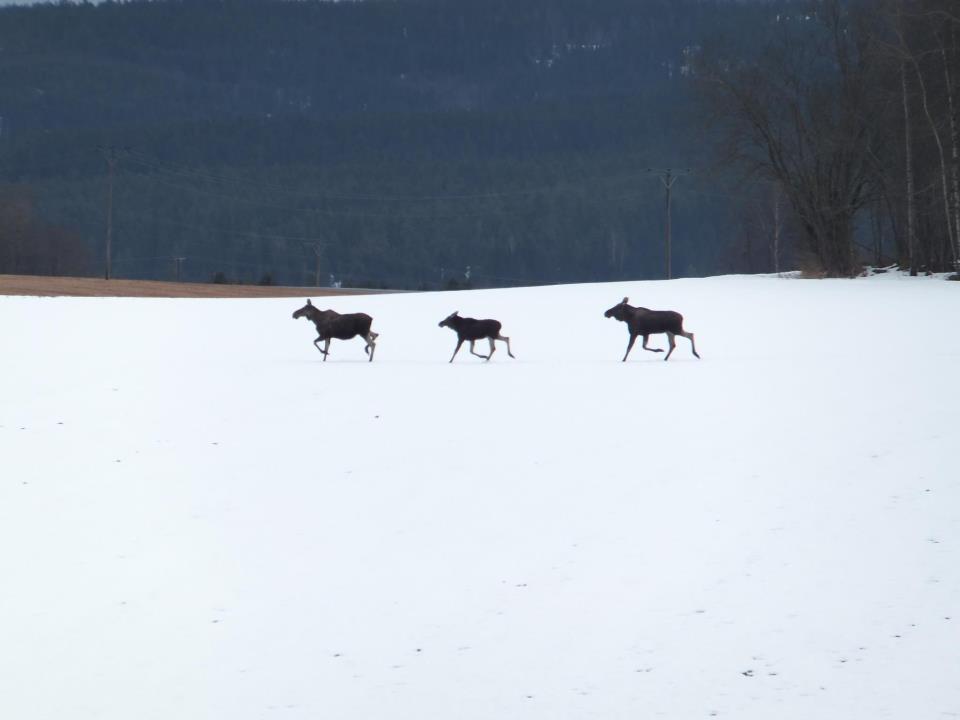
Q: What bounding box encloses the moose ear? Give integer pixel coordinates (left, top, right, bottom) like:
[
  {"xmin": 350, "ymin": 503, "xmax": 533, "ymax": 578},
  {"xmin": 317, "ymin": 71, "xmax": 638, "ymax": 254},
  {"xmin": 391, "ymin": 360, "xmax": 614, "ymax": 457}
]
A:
[
  {"xmin": 454, "ymin": 310, "xmax": 459, "ymax": 316},
  {"xmin": 622, "ymin": 297, "xmax": 629, "ymax": 304},
  {"xmin": 306, "ymin": 299, "xmax": 312, "ymax": 305}
]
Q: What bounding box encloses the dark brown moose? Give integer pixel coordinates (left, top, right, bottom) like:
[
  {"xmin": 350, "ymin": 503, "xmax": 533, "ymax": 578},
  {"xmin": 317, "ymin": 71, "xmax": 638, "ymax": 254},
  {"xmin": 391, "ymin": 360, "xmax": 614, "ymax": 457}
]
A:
[
  {"xmin": 292, "ymin": 299, "xmax": 378, "ymax": 362},
  {"xmin": 438, "ymin": 311, "xmax": 516, "ymax": 363},
  {"xmin": 604, "ymin": 297, "xmax": 700, "ymax": 362}
]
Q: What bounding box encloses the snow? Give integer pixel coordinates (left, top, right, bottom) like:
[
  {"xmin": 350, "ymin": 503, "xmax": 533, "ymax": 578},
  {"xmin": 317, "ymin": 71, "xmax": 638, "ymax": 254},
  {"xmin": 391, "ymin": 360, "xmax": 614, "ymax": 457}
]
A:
[{"xmin": 1, "ymin": 273, "xmax": 958, "ymax": 719}]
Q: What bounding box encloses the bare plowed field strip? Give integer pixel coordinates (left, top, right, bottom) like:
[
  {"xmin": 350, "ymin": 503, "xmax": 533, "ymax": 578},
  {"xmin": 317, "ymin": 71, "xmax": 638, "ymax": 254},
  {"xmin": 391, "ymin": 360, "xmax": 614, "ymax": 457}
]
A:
[{"xmin": 0, "ymin": 275, "xmax": 393, "ymax": 298}]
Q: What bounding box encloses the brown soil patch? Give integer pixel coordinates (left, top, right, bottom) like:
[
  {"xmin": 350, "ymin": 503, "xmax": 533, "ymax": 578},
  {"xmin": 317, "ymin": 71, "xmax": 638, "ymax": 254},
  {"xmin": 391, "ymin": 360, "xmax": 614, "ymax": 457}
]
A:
[{"xmin": 0, "ymin": 274, "xmax": 394, "ymax": 298}]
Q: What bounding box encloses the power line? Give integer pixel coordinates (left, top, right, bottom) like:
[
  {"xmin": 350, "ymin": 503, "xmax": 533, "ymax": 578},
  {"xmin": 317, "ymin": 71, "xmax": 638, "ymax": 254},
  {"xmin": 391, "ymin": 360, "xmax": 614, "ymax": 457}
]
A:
[
  {"xmin": 113, "ymin": 206, "xmax": 325, "ymax": 244},
  {"xmin": 125, "ymin": 170, "xmax": 647, "ymax": 219},
  {"xmin": 121, "ymin": 149, "xmax": 661, "ymax": 203}
]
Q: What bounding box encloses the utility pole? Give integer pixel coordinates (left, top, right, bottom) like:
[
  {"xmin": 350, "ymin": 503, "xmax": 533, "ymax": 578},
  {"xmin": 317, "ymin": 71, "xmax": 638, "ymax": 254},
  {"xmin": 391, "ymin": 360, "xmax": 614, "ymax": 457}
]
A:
[
  {"xmin": 174, "ymin": 256, "xmax": 186, "ymax": 282},
  {"xmin": 647, "ymin": 168, "xmax": 690, "ymax": 280},
  {"xmin": 299, "ymin": 240, "xmax": 328, "ymax": 286},
  {"xmin": 312, "ymin": 243, "xmax": 324, "ymax": 287},
  {"xmin": 100, "ymin": 147, "xmax": 119, "ymax": 280}
]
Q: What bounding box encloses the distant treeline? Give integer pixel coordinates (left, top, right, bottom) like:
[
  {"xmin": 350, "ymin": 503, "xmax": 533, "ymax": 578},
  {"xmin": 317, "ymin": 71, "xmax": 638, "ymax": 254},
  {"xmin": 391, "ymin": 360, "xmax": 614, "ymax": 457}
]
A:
[{"xmin": 0, "ymin": 0, "xmax": 953, "ymax": 286}]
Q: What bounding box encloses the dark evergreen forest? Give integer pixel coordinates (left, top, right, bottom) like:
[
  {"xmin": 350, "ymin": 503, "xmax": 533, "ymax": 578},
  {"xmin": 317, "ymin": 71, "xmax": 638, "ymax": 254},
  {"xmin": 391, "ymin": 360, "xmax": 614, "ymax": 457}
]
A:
[{"xmin": 1, "ymin": 0, "xmax": 956, "ymax": 287}]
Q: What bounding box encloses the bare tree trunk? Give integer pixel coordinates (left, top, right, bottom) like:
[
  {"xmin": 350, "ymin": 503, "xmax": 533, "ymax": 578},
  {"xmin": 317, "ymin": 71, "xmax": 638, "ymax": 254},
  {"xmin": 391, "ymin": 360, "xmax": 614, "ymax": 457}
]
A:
[
  {"xmin": 909, "ymin": 47, "xmax": 957, "ymax": 268},
  {"xmin": 772, "ymin": 184, "xmax": 782, "ymax": 275},
  {"xmin": 901, "ymin": 60, "xmax": 918, "ymax": 275},
  {"xmin": 941, "ymin": 28, "xmax": 960, "ymax": 269},
  {"xmin": 830, "ymin": 214, "xmax": 856, "ymax": 277},
  {"xmin": 871, "ymin": 202, "xmax": 883, "ymax": 266}
]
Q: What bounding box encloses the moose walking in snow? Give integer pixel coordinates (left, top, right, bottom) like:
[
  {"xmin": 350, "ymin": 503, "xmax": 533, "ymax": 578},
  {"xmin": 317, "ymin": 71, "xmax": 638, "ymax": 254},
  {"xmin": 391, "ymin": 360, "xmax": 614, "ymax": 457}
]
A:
[
  {"xmin": 292, "ymin": 299, "xmax": 378, "ymax": 362},
  {"xmin": 438, "ymin": 311, "xmax": 516, "ymax": 363},
  {"xmin": 604, "ymin": 297, "xmax": 700, "ymax": 362}
]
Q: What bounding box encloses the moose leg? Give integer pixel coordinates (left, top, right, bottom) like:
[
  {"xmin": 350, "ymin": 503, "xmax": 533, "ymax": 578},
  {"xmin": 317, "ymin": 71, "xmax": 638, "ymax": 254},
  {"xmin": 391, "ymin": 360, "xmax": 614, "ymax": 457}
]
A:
[
  {"xmin": 623, "ymin": 334, "xmax": 638, "ymax": 362},
  {"xmin": 450, "ymin": 339, "xmax": 465, "ymax": 363},
  {"xmin": 498, "ymin": 334, "xmax": 516, "ymax": 358},
  {"xmin": 363, "ymin": 331, "xmax": 379, "ymax": 356},
  {"xmin": 322, "ymin": 338, "xmax": 331, "ymax": 361},
  {"xmin": 642, "ymin": 335, "xmax": 663, "ymax": 353},
  {"xmin": 313, "ymin": 337, "xmax": 328, "ymax": 356},
  {"xmin": 681, "ymin": 331, "xmax": 700, "ymax": 359},
  {"xmin": 664, "ymin": 332, "xmax": 676, "ymax": 361},
  {"xmin": 487, "ymin": 337, "xmax": 496, "ymax": 360},
  {"xmin": 469, "ymin": 340, "xmax": 489, "ymax": 360}
]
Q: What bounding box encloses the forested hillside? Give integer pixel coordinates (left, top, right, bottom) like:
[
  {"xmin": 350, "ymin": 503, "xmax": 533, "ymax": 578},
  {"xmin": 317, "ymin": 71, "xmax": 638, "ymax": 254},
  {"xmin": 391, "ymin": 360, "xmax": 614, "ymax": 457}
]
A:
[{"xmin": 1, "ymin": 0, "xmax": 956, "ymax": 286}]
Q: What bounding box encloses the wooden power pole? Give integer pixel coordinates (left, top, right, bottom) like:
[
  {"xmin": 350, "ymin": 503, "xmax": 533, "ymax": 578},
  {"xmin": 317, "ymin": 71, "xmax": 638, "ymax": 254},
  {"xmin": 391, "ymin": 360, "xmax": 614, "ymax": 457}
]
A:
[
  {"xmin": 103, "ymin": 149, "xmax": 117, "ymax": 280},
  {"xmin": 312, "ymin": 243, "xmax": 323, "ymax": 286},
  {"xmin": 647, "ymin": 168, "xmax": 690, "ymax": 280}
]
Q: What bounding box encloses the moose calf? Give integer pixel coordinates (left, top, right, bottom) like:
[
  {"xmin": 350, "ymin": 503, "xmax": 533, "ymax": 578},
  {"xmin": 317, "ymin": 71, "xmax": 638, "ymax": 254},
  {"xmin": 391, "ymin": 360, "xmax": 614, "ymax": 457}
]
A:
[{"xmin": 438, "ymin": 311, "xmax": 516, "ymax": 363}]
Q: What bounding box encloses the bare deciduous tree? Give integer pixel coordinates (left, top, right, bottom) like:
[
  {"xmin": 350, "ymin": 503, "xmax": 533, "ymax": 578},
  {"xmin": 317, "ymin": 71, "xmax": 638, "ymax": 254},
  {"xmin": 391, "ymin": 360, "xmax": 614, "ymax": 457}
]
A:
[{"xmin": 698, "ymin": 0, "xmax": 882, "ymax": 276}]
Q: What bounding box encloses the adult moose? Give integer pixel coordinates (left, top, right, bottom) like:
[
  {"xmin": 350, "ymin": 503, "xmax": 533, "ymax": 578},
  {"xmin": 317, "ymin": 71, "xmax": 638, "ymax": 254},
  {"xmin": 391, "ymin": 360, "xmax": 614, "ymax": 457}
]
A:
[
  {"xmin": 292, "ymin": 299, "xmax": 378, "ymax": 362},
  {"xmin": 438, "ymin": 311, "xmax": 516, "ymax": 363},
  {"xmin": 604, "ymin": 297, "xmax": 700, "ymax": 362}
]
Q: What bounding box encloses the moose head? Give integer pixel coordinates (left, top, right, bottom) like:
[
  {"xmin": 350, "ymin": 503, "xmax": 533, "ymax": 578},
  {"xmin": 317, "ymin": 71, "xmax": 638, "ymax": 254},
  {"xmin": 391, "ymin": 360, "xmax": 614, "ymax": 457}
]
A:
[
  {"xmin": 292, "ymin": 298, "xmax": 314, "ymax": 320},
  {"xmin": 438, "ymin": 311, "xmax": 460, "ymax": 329},
  {"xmin": 604, "ymin": 297, "xmax": 631, "ymax": 321}
]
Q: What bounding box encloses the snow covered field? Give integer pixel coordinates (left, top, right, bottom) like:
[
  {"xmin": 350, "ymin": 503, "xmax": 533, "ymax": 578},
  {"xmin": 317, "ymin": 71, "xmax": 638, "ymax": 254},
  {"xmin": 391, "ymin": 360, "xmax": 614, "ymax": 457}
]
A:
[{"xmin": 1, "ymin": 273, "xmax": 958, "ymax": 720}]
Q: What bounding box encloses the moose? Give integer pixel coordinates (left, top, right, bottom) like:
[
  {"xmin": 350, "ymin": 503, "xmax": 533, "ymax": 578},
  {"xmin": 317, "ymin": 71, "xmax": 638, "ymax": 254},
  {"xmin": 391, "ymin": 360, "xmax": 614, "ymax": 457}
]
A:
[
  {"xmin": 604, "ymin": 297, "xmax": 700, "ymax": 362},
  {"xmin": 292, "ymin": 299, "xmax": 378, "ymax": 362},
  {"xmin": 438, "ymin": 311, "xmax": 516, "ymax": 363}
]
